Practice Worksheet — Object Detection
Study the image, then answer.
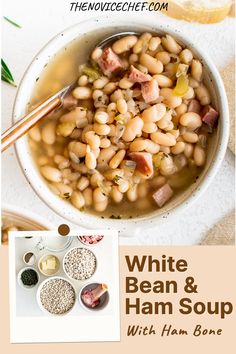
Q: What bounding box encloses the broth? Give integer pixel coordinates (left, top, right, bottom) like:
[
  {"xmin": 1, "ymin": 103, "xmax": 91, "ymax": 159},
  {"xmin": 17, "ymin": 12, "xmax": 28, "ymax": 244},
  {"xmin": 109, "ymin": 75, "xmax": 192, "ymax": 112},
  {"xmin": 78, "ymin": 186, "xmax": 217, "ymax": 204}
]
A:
[{"xmin": 28, "ymin": 29, "xmax": 218, "ymax": 219}]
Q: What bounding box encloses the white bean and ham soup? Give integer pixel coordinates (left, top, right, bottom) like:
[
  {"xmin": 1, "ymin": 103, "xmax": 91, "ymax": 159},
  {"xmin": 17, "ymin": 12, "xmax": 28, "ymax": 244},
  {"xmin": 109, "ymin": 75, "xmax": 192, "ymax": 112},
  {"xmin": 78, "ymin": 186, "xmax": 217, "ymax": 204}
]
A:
[{"xmin": 28, "ymin": 32, "xmax": 219, "ymax": 219}]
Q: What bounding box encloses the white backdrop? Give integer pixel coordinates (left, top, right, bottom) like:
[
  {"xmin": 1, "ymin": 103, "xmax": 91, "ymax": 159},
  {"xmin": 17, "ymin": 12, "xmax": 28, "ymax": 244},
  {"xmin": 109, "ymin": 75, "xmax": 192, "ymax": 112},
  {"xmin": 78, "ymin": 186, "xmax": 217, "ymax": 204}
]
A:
[{"xmin": 1, "ymin": 0, "xmax": 235, "ymax": 245}]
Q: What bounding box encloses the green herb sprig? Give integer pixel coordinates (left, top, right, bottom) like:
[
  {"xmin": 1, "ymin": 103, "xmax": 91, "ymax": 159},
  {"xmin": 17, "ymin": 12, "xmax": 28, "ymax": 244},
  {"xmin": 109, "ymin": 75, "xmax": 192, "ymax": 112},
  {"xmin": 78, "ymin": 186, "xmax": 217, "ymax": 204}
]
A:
[
  {"xmin": 1, "ymin": 59, "xmax": 16, "ymax": 87},
  {"xmin": 3, "ymin": 16, "xmax": 21, "ymax": 28}
]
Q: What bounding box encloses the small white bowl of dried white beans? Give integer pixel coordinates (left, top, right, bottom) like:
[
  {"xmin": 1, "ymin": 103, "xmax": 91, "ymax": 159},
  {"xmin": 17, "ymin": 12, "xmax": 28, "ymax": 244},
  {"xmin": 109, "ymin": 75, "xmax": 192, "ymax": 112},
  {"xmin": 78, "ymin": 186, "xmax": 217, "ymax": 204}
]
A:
[{"xmin": 13, "ymin": 17, "xmax": 229, "ymax": 236}]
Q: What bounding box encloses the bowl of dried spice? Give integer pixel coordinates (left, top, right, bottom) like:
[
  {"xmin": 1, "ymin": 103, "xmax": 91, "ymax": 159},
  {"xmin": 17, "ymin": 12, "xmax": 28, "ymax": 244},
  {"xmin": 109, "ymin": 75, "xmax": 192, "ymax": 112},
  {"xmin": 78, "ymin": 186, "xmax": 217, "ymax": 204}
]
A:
[{"xmin": 17, "ymin": 267, "xmax": 40, "ymax": 289}]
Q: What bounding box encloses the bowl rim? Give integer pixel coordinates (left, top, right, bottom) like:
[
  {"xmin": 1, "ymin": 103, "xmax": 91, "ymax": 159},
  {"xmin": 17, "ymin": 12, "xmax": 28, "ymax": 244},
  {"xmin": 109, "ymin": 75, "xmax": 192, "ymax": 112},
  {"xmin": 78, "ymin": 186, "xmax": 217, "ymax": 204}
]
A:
[
  {"xmin": 36, "ymin": 275, "xmax": 77, "ymax": 316},
  {"xmin": 13, "ymin": 16, "xmax": 230, "ymax": 233},
  {"xmin": 78, "ymin": 281, "xmax": 110, "ymax": 312},
  {"xmin": 77, "ymin": 235, "xmax": 104, "ymax": 247},
  {"xmin": 2, "ymin": 203, "xmax": 54, "ymax": 230},
  {"xmin": 63, "ymin": 246, "xmax": 97, "ymax": 281}
]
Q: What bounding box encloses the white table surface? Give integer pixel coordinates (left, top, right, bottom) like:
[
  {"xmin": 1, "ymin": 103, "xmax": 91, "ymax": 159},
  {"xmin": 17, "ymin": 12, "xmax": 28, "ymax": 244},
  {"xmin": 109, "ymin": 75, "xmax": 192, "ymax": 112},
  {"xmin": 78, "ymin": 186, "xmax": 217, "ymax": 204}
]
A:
[{"xmin": 2, "ymin": 0, "xmax": 235, "ymax": 245}]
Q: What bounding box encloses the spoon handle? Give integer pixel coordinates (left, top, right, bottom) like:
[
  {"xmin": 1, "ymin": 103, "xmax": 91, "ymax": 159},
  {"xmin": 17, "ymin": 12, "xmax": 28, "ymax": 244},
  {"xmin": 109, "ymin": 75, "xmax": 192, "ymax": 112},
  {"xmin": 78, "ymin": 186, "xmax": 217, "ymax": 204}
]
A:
[{"xmin": 1, "ymin": 96, "xmax": 62, "ymax": 153}]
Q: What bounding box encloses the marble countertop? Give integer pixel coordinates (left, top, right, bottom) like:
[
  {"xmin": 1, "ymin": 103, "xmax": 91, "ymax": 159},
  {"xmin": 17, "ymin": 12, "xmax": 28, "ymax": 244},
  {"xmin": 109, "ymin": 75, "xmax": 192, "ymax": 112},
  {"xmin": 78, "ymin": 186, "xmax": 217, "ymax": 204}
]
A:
[{"xmin": 2, "ymin": 0, "xmax": 235, "ymax": 245}]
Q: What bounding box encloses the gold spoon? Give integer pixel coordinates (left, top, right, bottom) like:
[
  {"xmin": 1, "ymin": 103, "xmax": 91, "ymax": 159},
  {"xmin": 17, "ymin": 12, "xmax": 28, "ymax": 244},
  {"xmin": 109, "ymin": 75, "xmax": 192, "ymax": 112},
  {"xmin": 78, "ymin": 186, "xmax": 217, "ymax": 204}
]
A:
[{"xmin": 1, "ymin": 31, "xmax": 138, "ymax": 152}]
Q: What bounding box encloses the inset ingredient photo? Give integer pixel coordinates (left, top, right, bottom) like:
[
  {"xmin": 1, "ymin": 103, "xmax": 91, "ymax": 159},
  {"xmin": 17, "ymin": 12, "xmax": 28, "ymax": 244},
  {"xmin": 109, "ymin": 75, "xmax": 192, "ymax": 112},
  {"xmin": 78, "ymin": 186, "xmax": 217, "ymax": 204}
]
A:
[{"xmin": 9, "ymin": 229, "xmax": 120, "ymax": 343}]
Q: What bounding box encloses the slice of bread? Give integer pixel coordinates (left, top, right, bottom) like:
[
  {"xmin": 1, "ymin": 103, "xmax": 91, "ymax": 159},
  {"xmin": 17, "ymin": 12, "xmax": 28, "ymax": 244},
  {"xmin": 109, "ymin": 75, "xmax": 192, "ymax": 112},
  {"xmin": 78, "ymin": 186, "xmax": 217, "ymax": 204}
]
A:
[{"xmin": 163, "ymin": 0, "xmax": 233, "ymax": 23}]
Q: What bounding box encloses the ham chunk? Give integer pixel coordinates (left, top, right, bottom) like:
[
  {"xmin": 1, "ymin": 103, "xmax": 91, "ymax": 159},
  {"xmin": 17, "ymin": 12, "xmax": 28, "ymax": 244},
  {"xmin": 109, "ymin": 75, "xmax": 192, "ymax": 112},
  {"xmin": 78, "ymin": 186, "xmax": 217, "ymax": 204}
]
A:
[
  {"xmin": 129, "ymin": 152, "xmax": 153, "ymax": 178},
  {"xmin": 63, "ymin": 94, "xmax": 78, "ymax": 110},
  {"xmin": 201, "ymin": 105, "xmax": 219, "ymax": 128},
  {"xmin": 141, "ymin": 79, "xmax": 159, "ymax": 103},
  {"xmin": 98, "ymin": 47, "xmax": 123, "ymax": 76},
  {"xmin": 152, "ymin": 183, "xmax": 173, "ymax": 207},
  {"xmin": 188, "ymin": 99, "xmax": 201, "ymax": 114},
  {"xmin": 129, "ymin": 65, "xmax": 151, "ymax": 83}
]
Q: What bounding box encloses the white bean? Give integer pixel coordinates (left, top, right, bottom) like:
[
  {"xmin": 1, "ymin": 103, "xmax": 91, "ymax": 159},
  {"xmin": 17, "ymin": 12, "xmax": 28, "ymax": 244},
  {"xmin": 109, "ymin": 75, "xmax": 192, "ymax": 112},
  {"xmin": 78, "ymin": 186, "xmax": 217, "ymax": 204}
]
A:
[
  {"xmin": 91, "ymin": 47, "xmax": 103, "ymax": 61},
  {"xmin": 71, "ymin": 191, "xmax": 85, "ymax": 209},
  {"xmin": 98, "ymin": 147, "xmax": 116, "ymax": 164},
  {"xmin": 195, "ymin": 85, "xmax": 211, "ymax": 105},
  {"xmin": 53, "ymin": 183, "xmax": 73, "ymax": 198},
  {"xmin": 191, "ymin": 60, "xmax": 203, "ymax": 82},
  {"xmin": 150, "ymin": 132, "xmax": 176, "ymax": 146},
  {"xmin": 83, "ymin": 188, "xmax": 93, "ymax": 206},
  {"xmin": 85, "ymin": 149, "xmax": 97, "ymax": 169},
  {"xmin": 160, "ymin": 88, "xmax": 182, "ymax": 109},
  {"xmin": 140, "ymin": 53, "xmax": 163, "ymax": 74},
  {"xmin": 179, "ymin": 49, "xmax": 193, "ymax": 64},
  {"xmin": 90, "ymin": 172, "xmax": 104, "ymax": 188},
  {"xmin": 103, "ymin": 82, "xmax": 118, "ymax": 95},
  {"xmin": 41, "ymin": 166, "xmax": 62, "ymax": 182},
  {"xmin": 93, "ymin": 76, "xmax": 109, "ymax": 89},
  {"xmin": 93, "ymin": 187, "xmax": 108, "ymax": 203},
  {"xmin": 142, "ymin": 103, "xmax": 166, "ymax": 123},
  {"xmin": 94, "ymin": 200, "xmax": 108, "ymax": 212},
  {"xmin": 137, "ymin": 183, "xmax": 148, "ymax": 198},
  {"xmin": 84, "ymin": 131, "xmax": 100, "ymax": 149},
  {"xmin": 112, "ymin": 35, "xmax": 138, "ymax": 54},
  {"xmin": 94, "ymin": 123, "xmax": 111, "ymax": 135},
  {"xmin": 142, "ymin": 122, "xmax": 158, "ymax": 134},
  {"xmin": 153, "ymin": 74, "xmax": 172, "ymax": 88},
  {"xmin": 148, "ymin": 37, "xmax": 161, "ymax": 51},
  {"xmin": 150, "ymin": 176, "xmax": 166, "ymax": 188},
  {"xmin": 145, "ymin": 140, "xmax": 160, "ymax": 154},
  {"xmin": 182, "ymin": 131, "xmax": 199, "ymax": 143},
  {"xmin": 161, "ymin": 35, "xmax": 182, "ymax": 54},
  {"xmin": 155, "ymin": 51, "xmax": 171, "ymax": 65},
  {"xmin": 109, "ymin": 149, "xmax": 126, "ymax": 169},
  {"xmin": 119, "ymin": 77, "xmax": 133, "ymax": 89},
  {"xmin": 171, "ymin": 141, "xmax": 185, "ymax": 154},
  {"xmin": 41, "ymin": 121, "xmax": 56, "ymax": 145},
  {"xmin": 111, "ymin": 186, "xmax": 123, "ymax": 203},
  {"xmin": 193, "ymin": 145, "xmax": 206, "ymax": 166},
  {"xmin": 122, "ymin": 116, "xmax": 144, "ymax": 142},
  {"xmin": 129, "ymin": 53, "xmax": 139, "ymax": 64},
  {"xmin": 183, "ymin": 86, "xmax": 195, "ymax": 100},
  {"xmin": 100, "ymin": 138, "xmax": 111, "ymax": 148},
  {"xmin": 179, "ymin": 112, "xmax": 202, "ymax": 130},
  {"xmin": 117, "ymin": 99, "xmax": 127, "ymax": 114},
  {"xmin": 78, "ymin": 75, "xmax": 89, "ymax": 86},
  {"xmin": 29, "ymin": 125, "xmax": 41, "ymax": 142},
  {"xmin": 68, "ymin": 141, "xmax": 87, "ymax": 158},
  {"xmin": 184, "ymin": 143, "xmax": 194, "ymax": 158},
  {"xmin": 77, "ymin": 176, "xmax": 90, "ymax": 191},
  {"xmin": 73, "ymin": 86, "xmax": 92, "ymax": 99},
  {"xmin": 127, "ymin": 185, "xmax": 138, "ymax": 202},
  {"xmin": 94, "ymin": 110, "xmax": 109, "ymax": 124},
  {"xmin": 57, "ymin": 122, "xmax": 75, "ymax": 137}
]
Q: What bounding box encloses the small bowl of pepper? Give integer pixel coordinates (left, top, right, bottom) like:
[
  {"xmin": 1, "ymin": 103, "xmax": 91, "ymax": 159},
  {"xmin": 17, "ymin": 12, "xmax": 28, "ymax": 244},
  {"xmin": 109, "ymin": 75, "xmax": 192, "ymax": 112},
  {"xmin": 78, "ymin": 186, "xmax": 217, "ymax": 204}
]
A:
[{"xmin": 17, "ymin": 267, "xmax": 40, "ymax": 289}]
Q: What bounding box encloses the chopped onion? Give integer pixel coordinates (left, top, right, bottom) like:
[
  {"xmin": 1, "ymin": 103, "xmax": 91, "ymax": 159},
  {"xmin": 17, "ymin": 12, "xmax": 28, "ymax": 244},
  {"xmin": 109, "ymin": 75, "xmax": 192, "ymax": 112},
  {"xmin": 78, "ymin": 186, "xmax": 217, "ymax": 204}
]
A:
[
  {"xmin": 176, "ymin": 64, "xmax": 189, "ymax": 78},
  {"xmin": 115, "ymin": 124, "xmax": 125, "ymax": 139},
  {"xmin": 123, "ymin": 160, "xmax": 136, "ymax": 177},
  {"xmin": 173, "ymin": 74, "xmax": 189, "ymax": 97},
  {"xmin": 97, "ymin": 179, "xmax": 111, "ymax": 195},
  {"xmin": 198, "ymin": 134, "xmax": 207, "ymax": 148}
]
